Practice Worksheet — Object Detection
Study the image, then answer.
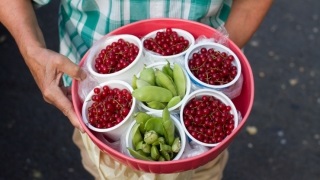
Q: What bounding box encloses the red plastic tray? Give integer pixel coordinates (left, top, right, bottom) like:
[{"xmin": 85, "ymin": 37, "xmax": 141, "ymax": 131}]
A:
[{"xmin": 72, "ymin": 18, "xmax": 254, "ymax": 173}]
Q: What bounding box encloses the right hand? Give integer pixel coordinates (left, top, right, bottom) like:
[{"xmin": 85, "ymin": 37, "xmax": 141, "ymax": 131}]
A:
[
  {"xmin": 25, "ymin": 46, "xmax": 87, "ymax": 132},
  {"xmin": 0, "ymin": 0, "xmax": 87, "ymax": 132}
]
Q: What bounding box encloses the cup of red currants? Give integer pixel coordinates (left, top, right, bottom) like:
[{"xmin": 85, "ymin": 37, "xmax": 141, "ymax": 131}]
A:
[
  {"xmin": 180, "ymin": 89, "xmax": 239, "ymax": 147},
  {"xmin": 81, "ymin": 80, "xmax": 137, "ymax": 141},
  {"xmin": 184, "ymin": 42, "xmax": 242, "ymax": 92},
  {"xmin": 142, "ymin": 28, "xmax": 195, "ymax": 63},
  {"xmin": 86, "ymin": 34, "xmax": 144, "ymax": 84}
]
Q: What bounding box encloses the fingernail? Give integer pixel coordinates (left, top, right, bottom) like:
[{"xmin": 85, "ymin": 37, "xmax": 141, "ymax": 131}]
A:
[
  {"xmin": 80, "ymin": 71, "xmax": 87, "ymax": 81},
  {"xmin": 79, "ymin": 126, "xmax": 85, "ymax": 134}
]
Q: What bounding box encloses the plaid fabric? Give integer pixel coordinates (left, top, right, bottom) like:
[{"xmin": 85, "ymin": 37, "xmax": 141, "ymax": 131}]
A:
[{"xmin": 33, "ymin": 0, "xmax": 232, "ymax": 86}]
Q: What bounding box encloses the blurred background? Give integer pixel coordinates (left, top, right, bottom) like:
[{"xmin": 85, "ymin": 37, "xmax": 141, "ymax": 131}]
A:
[{"xmin": 0, "ymin": 0, "xmax": 319, "ymax": 180}]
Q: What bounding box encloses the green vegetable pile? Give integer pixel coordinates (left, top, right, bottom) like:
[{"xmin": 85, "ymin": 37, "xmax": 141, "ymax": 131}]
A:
[
  {"xmin": 127, "ymin": 107, "xmax": 181, "ymax": 161},
  {"xmin": 131, "ymin": 62, "xmax": 187, "ymax": 110}
]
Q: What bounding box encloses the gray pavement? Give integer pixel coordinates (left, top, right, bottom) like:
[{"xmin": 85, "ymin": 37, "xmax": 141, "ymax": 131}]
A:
[{"xmin": 1, "ymin": 0, "xmax": 319, "ymax": 180}]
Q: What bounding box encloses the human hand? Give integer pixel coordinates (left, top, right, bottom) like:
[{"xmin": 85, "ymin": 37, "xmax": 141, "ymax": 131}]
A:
[{"xmin": 25, "ymin": 46, "xmax": 87, "ymax": 132}]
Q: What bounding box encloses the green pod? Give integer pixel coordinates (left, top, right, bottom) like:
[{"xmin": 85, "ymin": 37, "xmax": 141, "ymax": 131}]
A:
[
  {"xmin": 132, "ymin": 75, "xmax": 138, "ymax": 90},
  {"xmin": 160, "ymin": 142, "xmax": 172, "ymax": 152},
  {"xmin": 139, "ymin": 67, "xmax": 156, "ymax": 85},
  {"xmin": 163, "ymin": 120, "xmax": 175, "ymax": 145},
  {"xmin": 152, "ymin": 136, "xmax": 165, "ymax": 146},
  {"xmin": 151, "ymin": 145, "xmax": 160, "ymax": 160},
  {"xmin": 171, "ymin": 137, "xmax": 181, "ymax": 153},
  {"xmin": 173, "ymin": 63, "xmax": 186, "ymax": 98},
  {"xmin": 162, "ymin": 106, "xmax": 171, "ymax": 122},
  {"xmin": 155, "ymin": 69, "xmax": 178, "ymax": 96},
  {"xmin": 132, "ymin": 86, "xmax": 173, "ymax": 102},
  {"xmin": 160, "ymin": 150, "xmax": 171, "ymax": 161},
  {"xmin": 162, "ymin": 107, "xmax": 175, "ymax": 145},
  {"xmin": 141, "ymin": 143, "xmax": 151, "ymax": 154},
  {"xmin": 136, "ymin": 79, "xmax": 152, "ymax": 89},
  {"xmin": 135, "ymin": 141, "xmax": 151, "ymax": 154},
  {"xmin": 158, "ymin": 155, "xmax": 166, "ymax": 161},
  {"xmin": 167, "ymin": 96, "xmax": 181, "ymax": 108},
  {"xmin": 135, "ymin": 141, "xmax": 144, "ymax": 150},
  {"xmin": 134, "ymin": 112, "xmax": 152, "ymax": 134},
  {"xmin": 131, "ymin": 123, "xmax": 143, "ymax": 148},
  {"xmin": 155, "ymin": 74, "xmax": 163, "ymax": 87},
  {"xmin": 144, "ymin": 130, "xmax": 159, "ymax": 145},
  {"xmin": 144, "ymin": 117, "xmax": 165, "ymax": 136},
  {"xmin": 162, "ymin": 61, "xmax": 173, "ymax": 78},
  {"xmin": 147, "ymin": 101, "xmax": 166, "ymax": 110},
  {"xmin": 128, "ymin": 148, "xmax": 153, "ymax": 161}
]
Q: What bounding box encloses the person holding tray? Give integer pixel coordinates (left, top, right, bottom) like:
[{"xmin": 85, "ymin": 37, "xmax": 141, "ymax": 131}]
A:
[{"xmin": 0, "ymin": 0, "xmax": 273, "ymax": 179}]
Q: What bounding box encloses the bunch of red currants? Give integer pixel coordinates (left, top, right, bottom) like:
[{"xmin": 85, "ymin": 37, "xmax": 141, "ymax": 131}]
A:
[
  {"xmin": 188, "ymin": 48, "xmax": 238, "ymax": 85},
  {"xmin": 182, "ymin": 95, "xmax": 235, "ymax": 144},
  {"xmin": 94, "ymin": 38, "xmax": 139, "ymax": 74},
  {"xmin": 143, "ymin": 28, "xmax": 190, "ymax": 56},
  {"xmin": 87, "ymin": 85, "xmax": 133, "ymax": 128}
]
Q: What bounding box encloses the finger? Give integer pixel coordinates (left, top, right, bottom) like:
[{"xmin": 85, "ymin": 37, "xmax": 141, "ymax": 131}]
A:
[
  {"xmin": 56, "ymin": 54, "xmax": 87, "ymax": 81},
  {"xmin": 48, "ymin": 86, "xmax": 85, "ymax": 133},
  {"xmin": 61, "ymin": 86, "xmax": 72, "ymax": 101},
  {"xmin": 66, "ymin": 87, "xmax": 72, "ymax": 101}
]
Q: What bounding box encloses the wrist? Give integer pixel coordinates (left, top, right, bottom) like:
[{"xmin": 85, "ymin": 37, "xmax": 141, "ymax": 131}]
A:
[{"xmin": 18, "ymin": 27, "xmax": 46, "ymax": 63}]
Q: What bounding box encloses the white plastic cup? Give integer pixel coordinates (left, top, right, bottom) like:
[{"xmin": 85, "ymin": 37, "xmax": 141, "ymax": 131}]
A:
[
  {"xmin": 86, "ymin": 34, "xmax": 144, "ymax": 84},
  {"xmin": 82, "ymin": 80, "xmax": 137, "ymax": 141},
  {"xmin": 184, "ymin": 42, "xmax": 242, "ymax": 97},
  {"xmin": 180, "ymin": 89, "xmax": 239, "ymax": 147},
  {"xmin": 136, "ymin": 62, "xmax": 191, "ymax": 114},
  {"xmin": 141, "ymin": 28, "xmax": 195, "ymax": 64},
  {"xmin": 125, "ymin": 112, "xmax": 186, "ymax": 160}
]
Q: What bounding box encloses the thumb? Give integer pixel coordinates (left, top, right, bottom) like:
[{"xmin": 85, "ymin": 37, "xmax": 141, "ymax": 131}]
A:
[{"xmin": 57, "ymin": 54, "xmax": 87, "ymax": 81}]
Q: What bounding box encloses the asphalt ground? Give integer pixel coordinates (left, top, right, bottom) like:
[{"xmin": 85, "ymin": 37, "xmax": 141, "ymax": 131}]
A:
[{"xmin": 0, "ymin": 0, "xmax": 319, "ymax": 180}]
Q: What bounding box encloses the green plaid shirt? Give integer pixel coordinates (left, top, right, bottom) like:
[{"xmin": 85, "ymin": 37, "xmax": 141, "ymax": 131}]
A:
[{"xmin": 34, "ymin": 0, "xmax": 232, "ymax": 85}]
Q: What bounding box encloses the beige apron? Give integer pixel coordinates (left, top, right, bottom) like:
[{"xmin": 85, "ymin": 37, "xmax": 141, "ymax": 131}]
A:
[{"xmin": 73, "ymin": 130, "xmax": 228, "ymax": 180}]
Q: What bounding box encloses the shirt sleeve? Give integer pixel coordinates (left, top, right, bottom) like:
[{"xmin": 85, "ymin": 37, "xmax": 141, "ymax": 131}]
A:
[{"xmin": 32, "ymin": 0, "xmax": 51, "ymax": 8}]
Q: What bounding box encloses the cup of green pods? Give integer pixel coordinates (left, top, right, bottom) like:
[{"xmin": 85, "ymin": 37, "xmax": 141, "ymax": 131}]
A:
[
  {"xmin": 131, "ymin": 61, "xmax": 191, "ymax": 114},
  {"xmin": 125, "ymin": 107, "xmax": 186, "ymax": 161}
]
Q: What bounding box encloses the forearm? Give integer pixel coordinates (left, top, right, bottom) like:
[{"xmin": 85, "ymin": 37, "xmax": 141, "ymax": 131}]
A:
[
  {"xmin": 224, "ymin": 0, "xmax": 273, "ymax": 48},
  {"xmin": 0, "ymin": 1, "xmax": 87, "ymax": 132},
  {"xmin": 0, "ymin": 0, "xmax": 46, "ymax": 61}
]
